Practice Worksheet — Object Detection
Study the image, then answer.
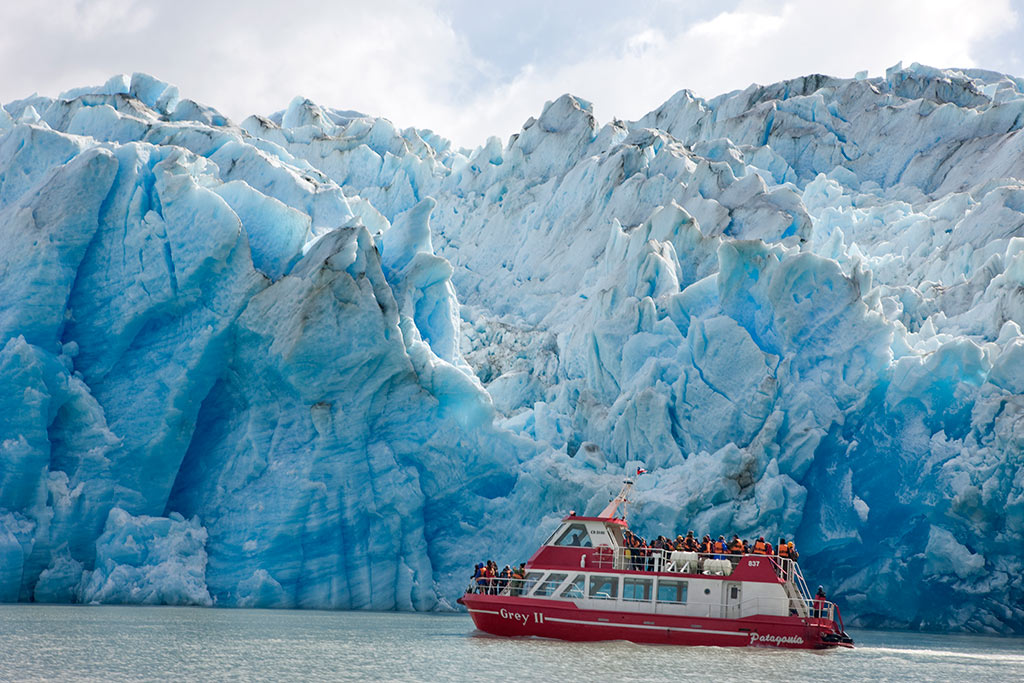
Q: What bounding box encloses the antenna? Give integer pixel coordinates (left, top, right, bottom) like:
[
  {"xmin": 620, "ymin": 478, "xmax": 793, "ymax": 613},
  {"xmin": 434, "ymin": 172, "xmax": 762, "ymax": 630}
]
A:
[{"xmin": 598, "ymin": 478, "xmax": 634, "ymax": 519}]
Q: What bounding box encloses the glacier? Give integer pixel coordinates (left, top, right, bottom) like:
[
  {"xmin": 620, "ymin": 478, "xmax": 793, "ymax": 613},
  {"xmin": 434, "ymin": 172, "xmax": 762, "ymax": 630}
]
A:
[{"xmin": 0, "ymin": 64, "xmax": 1022, "ymax": 633}]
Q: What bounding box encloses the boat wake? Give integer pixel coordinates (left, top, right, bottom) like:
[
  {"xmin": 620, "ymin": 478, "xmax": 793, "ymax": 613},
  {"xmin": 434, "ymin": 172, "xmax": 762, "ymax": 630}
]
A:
[{"xmin": 858, "ymin": 646, "xmax": 1024, "ymax": 663}]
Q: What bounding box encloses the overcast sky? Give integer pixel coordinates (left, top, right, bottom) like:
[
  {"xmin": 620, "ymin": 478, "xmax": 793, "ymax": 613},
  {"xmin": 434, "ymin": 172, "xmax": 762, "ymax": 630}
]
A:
[{"xmin": 2, "ymin": 0, "xmax": 1022, "ymax": 148}]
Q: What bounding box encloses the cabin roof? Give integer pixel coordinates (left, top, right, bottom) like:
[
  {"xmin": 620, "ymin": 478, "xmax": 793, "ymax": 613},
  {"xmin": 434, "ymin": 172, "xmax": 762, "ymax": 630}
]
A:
[{"xmin": 560, "ymin": 515, "xmax": 628, "ymax": 526}]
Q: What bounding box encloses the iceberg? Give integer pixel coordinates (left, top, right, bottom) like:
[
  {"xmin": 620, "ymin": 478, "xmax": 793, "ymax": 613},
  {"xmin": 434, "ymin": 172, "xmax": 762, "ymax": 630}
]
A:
[{"xmin": 0, "ymin": 65, "xmax": 1022, "ymax": 633}]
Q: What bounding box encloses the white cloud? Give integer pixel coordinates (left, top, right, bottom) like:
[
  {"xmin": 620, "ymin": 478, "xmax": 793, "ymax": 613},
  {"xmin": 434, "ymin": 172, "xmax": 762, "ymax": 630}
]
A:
[{"xmin": 0, "ymin": 0, "xmax": 1019, "ymax": 148}]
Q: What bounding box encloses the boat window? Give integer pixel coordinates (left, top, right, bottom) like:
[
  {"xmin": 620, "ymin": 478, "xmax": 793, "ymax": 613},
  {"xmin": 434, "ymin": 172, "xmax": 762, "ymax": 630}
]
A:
[
  {"xmin": 553, "ymin": 523, "xmax": 592, "ymax": 547},
  {"xmin": 532, "ymin": 573, "xmax": 569, "ymax": 597},
  {"xmin": 520, "ymin": 572, "xmax": 544, "ymax": 595},
  {"xmin": 588, "ymin": 575, "xmax": 619, "ymax": 600},
  {"xmin": 622, "ymin": 577, "xmax": 652, "ymax": 602},
  {"xmin": 656, "ymin": 579, "xmax": 688, "ymax": 604},
  {"xmin": 560, "ymin": 574, "xmax": 585, "ymax": 599}
]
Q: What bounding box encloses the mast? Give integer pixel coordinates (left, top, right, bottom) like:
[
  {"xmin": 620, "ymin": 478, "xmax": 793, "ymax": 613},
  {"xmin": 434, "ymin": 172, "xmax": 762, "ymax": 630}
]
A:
[{"xmin": 598, "ymin": 478, "xmax": 634, "ymax": 519}]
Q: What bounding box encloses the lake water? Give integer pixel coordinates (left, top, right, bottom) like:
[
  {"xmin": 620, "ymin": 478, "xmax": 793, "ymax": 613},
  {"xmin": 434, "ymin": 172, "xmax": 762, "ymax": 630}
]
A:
[{"xmin": 0, "ymin": 605, "xmax": 1021, "ymax": 681}]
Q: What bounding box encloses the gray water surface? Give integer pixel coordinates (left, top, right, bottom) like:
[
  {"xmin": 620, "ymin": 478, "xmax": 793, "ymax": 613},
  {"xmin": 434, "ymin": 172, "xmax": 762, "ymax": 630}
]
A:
[{"xmin": 0, "ymin": 605, "xmax": 1021, "ymax": 682}]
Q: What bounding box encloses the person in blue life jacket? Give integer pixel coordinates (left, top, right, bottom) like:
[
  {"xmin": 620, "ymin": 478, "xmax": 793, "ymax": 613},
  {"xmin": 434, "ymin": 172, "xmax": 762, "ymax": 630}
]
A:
[{"xmin": 473, "ymin": 563, "xmax": 486, "ymax": 593}]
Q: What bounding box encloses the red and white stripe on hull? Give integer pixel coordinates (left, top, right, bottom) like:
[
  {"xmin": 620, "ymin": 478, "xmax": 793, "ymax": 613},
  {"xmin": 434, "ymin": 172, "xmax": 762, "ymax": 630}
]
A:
[{"xmin": 462, "ymin": 594, "xmax": 842, "ymax": 649}]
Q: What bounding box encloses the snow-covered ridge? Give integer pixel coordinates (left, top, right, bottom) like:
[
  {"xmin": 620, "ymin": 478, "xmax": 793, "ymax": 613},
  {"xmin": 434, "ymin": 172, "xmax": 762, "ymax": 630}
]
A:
[{"xmin": 0, "ymin": 64, "xmax": 1021, "ymax": 632}]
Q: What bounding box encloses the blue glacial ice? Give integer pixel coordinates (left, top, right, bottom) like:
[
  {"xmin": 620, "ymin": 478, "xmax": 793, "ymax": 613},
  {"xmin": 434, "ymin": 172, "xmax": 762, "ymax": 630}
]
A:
[{"xmin": 0, "ymin": 65, "xmax": 1023, "ymax": 632}]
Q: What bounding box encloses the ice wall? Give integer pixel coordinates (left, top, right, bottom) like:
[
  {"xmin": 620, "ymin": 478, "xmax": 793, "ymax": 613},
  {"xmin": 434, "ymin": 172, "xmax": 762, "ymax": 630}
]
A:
[{"xmin": 0, "ymin": 65, "xmax": 1022, "ymax": 633}]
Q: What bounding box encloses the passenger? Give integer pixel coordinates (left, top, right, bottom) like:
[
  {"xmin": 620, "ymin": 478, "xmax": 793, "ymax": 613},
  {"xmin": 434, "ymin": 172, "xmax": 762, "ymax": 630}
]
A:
[
  {"xmin": 776, "ymin": 540, "xmax": 790, "ymax": 580},
  {"xmin": 511, "ymin": 563, "xmax": 526, "ymax": 596},
  {"xmin": 753, "ymin": 536, "xmax": 767, "ymax": 554},
  {"xmin": 788, "ymin": 541, "xmax": 799, "ymax": 562},
  {"xmin": 813, "ymin": 586, "xmax": 827, "ymax": 618},
  {"xmin": 473, "ymin": 563, "xmax": 486, "ymax": 593},
  {"xmin": 713, "ymin": 535, "xmax": 727, "ymax": 560},
  {"xmin": 728, "ymin": 534, "xmax": 743, "ymax": 555},
  {"xmin": 486, "ymin": 560, "xmax": 497, "ymax": 594},
  {"xmin": 499, "ymin": 565, "xmax": 512, "ymax": 593},
  {"xmin": 684, "ymin": 531, "xmax": 698, "ymax": 552},
  {"xmin": 701, "ymin": 535, "xmax": 713, "ymax": 555},
  {"xmin": 765, "ymin": 539, "xmax": 774, "ymax": 556},
  {"xmin": 640, "ymin": 540, "xmax": 652, "ymax": 572}
]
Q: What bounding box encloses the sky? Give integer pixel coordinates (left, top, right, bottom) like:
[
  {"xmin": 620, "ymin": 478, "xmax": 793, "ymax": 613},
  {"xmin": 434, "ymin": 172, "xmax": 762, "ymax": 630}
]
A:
[{"xmin": 2, "ymin": 0, "xmax": 1022, "ymax": 148}]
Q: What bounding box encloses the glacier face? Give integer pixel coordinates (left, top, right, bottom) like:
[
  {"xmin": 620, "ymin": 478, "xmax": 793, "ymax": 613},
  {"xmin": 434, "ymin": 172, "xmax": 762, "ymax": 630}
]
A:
[{"xmin": 0, "ymin": 64, "xmax": 1022, "ymax": 632}]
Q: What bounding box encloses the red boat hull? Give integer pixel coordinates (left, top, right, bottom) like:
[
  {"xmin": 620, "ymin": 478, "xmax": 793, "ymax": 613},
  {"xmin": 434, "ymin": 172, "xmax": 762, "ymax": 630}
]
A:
[{"xmin": 460, "ymin": 593, "xmax": 850, "ymax": 649}]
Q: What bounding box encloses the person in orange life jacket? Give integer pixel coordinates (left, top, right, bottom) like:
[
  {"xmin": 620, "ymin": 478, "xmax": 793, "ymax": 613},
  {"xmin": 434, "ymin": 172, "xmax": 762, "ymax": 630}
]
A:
[
  {"xmin": 787, "ymin": 541, "xmax": 799, "ymax": 562},
  {"xmin": 814, "ymin": 586, "xmax": 827, "ymax": 618},
  {"xmin": 776, "ymin": 539, "xmax": 790, "ymax": 580},
  {"xmin": 701, "ymin": 535, "xmax": 713, "ymax": 554},
  {"xmin": 684, "ymin": 531, "xmax": 699, "ymax": 552},
  {"xmin": 728, "ymin": 535, "xmax": 743, "ymax": 555},
  {"xmin": 753, "ymin": 537, "xmax": 768, "ymax": 554},
  {"xmin": 713, "ymin": 535, "xmax": 727, "ymax": 559}
]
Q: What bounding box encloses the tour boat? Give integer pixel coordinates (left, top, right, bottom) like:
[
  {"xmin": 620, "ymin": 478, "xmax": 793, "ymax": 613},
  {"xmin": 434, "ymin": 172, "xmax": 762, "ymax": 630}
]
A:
[{"xmin": 458, "ymin": 480, "xmax": 854, "ymax": 649}]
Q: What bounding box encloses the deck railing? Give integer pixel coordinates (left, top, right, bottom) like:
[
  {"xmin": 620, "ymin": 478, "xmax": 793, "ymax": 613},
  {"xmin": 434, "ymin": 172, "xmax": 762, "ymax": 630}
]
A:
[{"xmin": 590, "ymin": 548, "xmax": 799, "ymax": 580}]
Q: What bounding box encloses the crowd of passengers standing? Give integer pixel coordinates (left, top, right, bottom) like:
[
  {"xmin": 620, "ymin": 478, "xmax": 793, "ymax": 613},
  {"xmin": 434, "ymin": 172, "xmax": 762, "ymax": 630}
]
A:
[
  {"xmin": 620, "ymin": 529, "xmax": 800, "ymax": 570},
  {"xmin": 470, "ymin": 530, "xmax": 801, "ymax": 594}
]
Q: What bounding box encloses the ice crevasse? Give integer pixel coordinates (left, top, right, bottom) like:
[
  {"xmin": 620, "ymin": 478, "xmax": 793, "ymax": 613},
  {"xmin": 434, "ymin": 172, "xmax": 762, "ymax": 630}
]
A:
[{"xmin": 0, "ymin": 65, "xmax": 1022, "ymax": 632}]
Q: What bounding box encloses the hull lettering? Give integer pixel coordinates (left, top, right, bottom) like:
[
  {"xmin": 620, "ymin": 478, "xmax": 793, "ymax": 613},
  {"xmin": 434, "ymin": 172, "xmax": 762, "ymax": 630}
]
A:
[
  {"xmin": 499, "ymin": 608, "xmax": 532, "ymax": 626},
  {"xmin": 749, "ymin": 632, "xmax": 805, "ymax": 646}
]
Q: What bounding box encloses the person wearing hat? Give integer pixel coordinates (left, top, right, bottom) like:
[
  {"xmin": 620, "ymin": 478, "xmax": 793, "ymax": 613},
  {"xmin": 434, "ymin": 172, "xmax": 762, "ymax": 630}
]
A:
[
  {"xmin": 684, "ymin": 531, "xmax": 698, "ymax": 552},
  {"xmin": 499, "ymin": 565, "xmax": 512, "ymax": 593},
  {"xmin": 701, "ymin": 534, "xmax": 713, "ymax": 554},
  {"xmin": 728, "ymin": 534, "xmax": 743, "ymax": 555},
  {"xmin": 813, "ymin": 586, "xmax": 827, "ymax": 618},
  {"xmin": 473, "ymin": 563, "xmax": 487, "ymax": 593}
]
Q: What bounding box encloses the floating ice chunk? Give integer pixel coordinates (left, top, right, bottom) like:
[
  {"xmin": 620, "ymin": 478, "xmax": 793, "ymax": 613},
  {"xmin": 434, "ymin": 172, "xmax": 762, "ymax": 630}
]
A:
[{"xmin": 236, "ymin": 569, "xmax": 288, "ymax": 608}]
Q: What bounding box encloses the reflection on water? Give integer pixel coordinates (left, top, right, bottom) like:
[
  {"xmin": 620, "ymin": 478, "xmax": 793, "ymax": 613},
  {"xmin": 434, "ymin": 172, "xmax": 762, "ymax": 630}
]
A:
[{"xmin": 0, "ymin": 606, "xmax": 1020, "ymax": 682}]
